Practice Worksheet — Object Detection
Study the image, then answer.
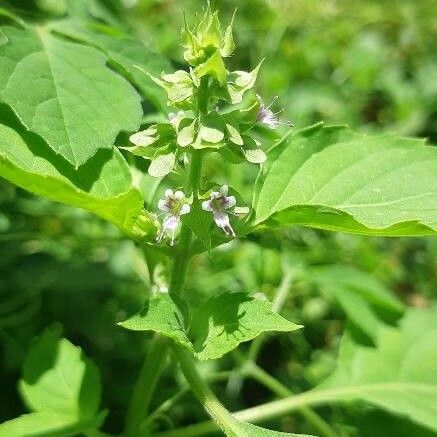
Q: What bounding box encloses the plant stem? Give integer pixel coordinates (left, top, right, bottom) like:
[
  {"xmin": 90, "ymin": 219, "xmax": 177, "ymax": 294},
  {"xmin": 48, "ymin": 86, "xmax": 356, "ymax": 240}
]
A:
[
  {"xmin": 124, "ymin": 335, "xmax": 169, "ymax": 437},
  {"xmin": 152, "ymin": 388, "xmax": 339, "ymax": 437},
  {"xmin": 247, "ymin": 362, "xmax": 336, "ymax": 437},
  {"xmin": 126, "ymin": 150, "xmax": 205, "ymax": 436},
  {"xmin": 144, "ymin": 371, "xmax": 232, "ymax": 430},
  {"xmin": 171, "ymin": 344, "xmax": 242, "ymax": 436}
]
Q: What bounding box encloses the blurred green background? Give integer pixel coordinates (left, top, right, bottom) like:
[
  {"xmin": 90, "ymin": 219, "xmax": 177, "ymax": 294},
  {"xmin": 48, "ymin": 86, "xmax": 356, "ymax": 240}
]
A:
[{"xmin": 1, "ymin": 0, "xmax": 436, "ymax": 435}]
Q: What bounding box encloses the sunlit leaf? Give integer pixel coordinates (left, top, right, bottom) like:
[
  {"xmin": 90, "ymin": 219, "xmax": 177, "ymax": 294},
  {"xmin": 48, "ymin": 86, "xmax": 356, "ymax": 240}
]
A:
[
  {"xmin": 254, "ymin": 123, "xmax": 437, "ymax": 236},
  {"xmin": 0, "ymin": 25, "xmax": 142, "ymax": 166},
  {"xmin": 0, "ymin": 123, "xmax": 154, "ymax": 241},
  {"xmin": 191, "ymin": 292, "xmax": 302, "ymax": 360}
]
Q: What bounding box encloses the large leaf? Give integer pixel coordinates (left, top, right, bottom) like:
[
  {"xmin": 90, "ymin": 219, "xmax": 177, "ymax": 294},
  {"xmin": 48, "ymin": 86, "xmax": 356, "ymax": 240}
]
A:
[
  {"xmin": 50, "ymin": 19, "xmax": 171, "ymax": 110},
  {"xmin": 254, "ymin": 123, "xmax": 437, "ymax": 236},
  {"xmin": 0, "ymin": 25, "xmax": 142, "ymax": 166},
  {"xmin": 0, "ymin": 123, "xmax": 154, "ymax": 240},
  {"xmin": 313, "ymin": 307, "xmax": 437, "ymax": 431},
  {"xmin": 119, "ymin": 292, "xmax": 301, "ymax": 360}
]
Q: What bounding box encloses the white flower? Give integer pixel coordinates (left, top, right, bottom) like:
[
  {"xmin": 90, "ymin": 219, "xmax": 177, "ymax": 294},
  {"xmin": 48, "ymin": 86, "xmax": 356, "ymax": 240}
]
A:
[
  {"xmin": 202, "ymin": 185, "xmax": 237, "ymax": 237},
  {"xmin": 257, "ymin": 95, "xmax": 293, "ymax": 129},
  {"xmin": 156, "ymin": 189, "xmax": 190, "ymax": 246}
]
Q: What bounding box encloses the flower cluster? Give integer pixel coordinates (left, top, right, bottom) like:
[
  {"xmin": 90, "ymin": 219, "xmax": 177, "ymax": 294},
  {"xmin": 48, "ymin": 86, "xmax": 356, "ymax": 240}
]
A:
[
  {"xmin": 123, "ymin": 5, "xmax": 291, "ymax": 178},
  {"xmin": 156, "ymin": 185, "xmax": 242, "ymax": 245}
]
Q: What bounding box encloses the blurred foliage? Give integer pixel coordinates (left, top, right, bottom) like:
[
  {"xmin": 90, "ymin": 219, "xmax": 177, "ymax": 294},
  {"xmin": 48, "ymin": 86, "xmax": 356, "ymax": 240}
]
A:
[{"xmin": 0, "ymin": 0, "xmax": 436, "ymax": 435}]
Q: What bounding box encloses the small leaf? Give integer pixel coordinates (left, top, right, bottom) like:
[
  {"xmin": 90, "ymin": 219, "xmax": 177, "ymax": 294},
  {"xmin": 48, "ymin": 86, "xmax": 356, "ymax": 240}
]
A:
[
  {"xmin": 20, "ymin": 328, "xmax": 101, "ymax": 420},
  {"xmin": 129, "ymin": 127, "xmax": 158, "ymax": 146},
  {"xmin": 244, "ymin": 148, "xmax": 267, "ymax": 164},
  {"xmin": 119, "ymin": 293, "xmax": 193, "ymax": 352},
  {"xmin": 226, "ymin": 123, "xmax": 243, "ymax": 145},
  {"xmin": 221, "ymin": 11, "xmax": 236, "ymax": 57},
  {"xmin": 191, "ymin": 292, "xmax": 302, "ymax": 360},
  {"xmin": 148, "ymin": 152, "xmax": 176, "ymax": 177},
  {"xmin": 194, "ymin": 49, "xmax": 227, "ymax": 85},
  {"xmin": 199, "ymin": 115, "xmax": 225, "ymax": 143},
  {"xmin": 177, "ymin": 119, "xmax": 196, "ymax": 147},
  {"xmin": 227, "ymin": 61, "xmax": 263, "ymax": 104}
]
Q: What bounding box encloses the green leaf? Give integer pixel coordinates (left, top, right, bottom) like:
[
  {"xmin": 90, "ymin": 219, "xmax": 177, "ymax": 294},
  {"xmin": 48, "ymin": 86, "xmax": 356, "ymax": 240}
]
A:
[
  {"xmin": 312, "ymin": 307, "xmax": 437, "ymax": 432},
  {"xmin": 148, "ymin": 152, "xmax": 176, "ymax": 177},
  {"xmin": 227, "ymin": 62, "xmax": 262, "ymax": 104},
  {"xmin": 226, "ymin": 123, "xmax": 243, "ymax": 145},
  {"xmin": 235, "ymin": 421, "xmax": 315, "ymax": 437},
  {"xmin": 51, "ymin": 19, "xmax": 171, "ymax": 110},
  {"xmin": 191, "ymin": 292, "xmax": 302, "ymax": 360},
  {"xmin": 118, "ymin": 293, "xmax": 192, "ymax": 351},
  {"xmin": 177, "ymin": 119, "xmax": 196, "ymax": 147},
  {"xmin": 0, "ymin": 25, "xmax": 142, "ymax": 166},
  {"xmin": 310, "ymin": 266, "xmax": 404, "ymax": 340},
  {"xmin": 0, "ymin": 411, "xmax": 106, "ymax": 437},
  {"xmin": 0, "ymin": 123, "xmax": 154, "ymax": 241},
  {"xmin": 199, "ymin": 114, "xmax": 225, "ymax": 143},
  {"xmin": 20, "ymin": 328, "xmax": 101, "ymax": 420},
  {"xmin": 254, "ymin": 123, "xmax": 437, "ymax": 236},
  {"xmin": 120, "ymin": 292, "xmax": 301, "ymax": 361},
  {"xmin": 194, "ymin": 49, "xmax": 227, "ymax": 85},
  {"xmin": 311, "ymin": 266, "xmax": 404, "ymax": 313}
]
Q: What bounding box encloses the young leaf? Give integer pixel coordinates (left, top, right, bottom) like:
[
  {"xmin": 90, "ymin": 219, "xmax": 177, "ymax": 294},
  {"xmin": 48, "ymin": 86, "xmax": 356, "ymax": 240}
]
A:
[
  {"xmin": 118, "ymin": 293, "xmax": 193, "ymax": 352},
  {"xmin": 191, "ymin": 292, "xmax": 302, "ymax": 360},
  {"xmin": 199, "ymin": 114, "xmax": 225, "ymax": 143},
  {"xmin": 177, "ymin": 119, "xmax": 196, "ymax": 147},
  {"xmin": 194, "ymin": 49, "xmax": 227, "ymax": 85},
  {"xmin": 254, "ymin": 123, "xmax": 437, "ymax": 236},
  {"xmin": 0, "ymin": 124, "xmax": 154, "ymax": 241},
  {"xmin": 0, "ymin": 26, "xmax": 142, "ymax": 167},
  {"xmin": 148, "ymin": 152, "xmax": 176, "ymax": 177}
]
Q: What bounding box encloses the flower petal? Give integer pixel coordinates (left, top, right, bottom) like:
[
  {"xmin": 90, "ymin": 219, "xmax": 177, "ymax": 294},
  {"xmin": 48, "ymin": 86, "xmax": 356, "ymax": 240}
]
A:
[
  {"xmin": 158, "ymin": 199, "xmax": 170, "ymax": 212},
  {"xmin": 213, "ymin": 211, "xmax": 230, "ymax": 229},
  {"xmin": 180, "ymin": 203, "xmax": 191, "ymax": 215},
  {"xmin": 174, "ymin": 190, "xmax": 184, "ymax": 200},
  {"xmin": 202, "ymin": 200, "xmax": 213, "ymax": 211},
  {"xmin": 225, "ymin": 195, "xmax": 236, "ymax": 209},
  {"xmin": 165, "ymin": 188, "xmax": 174, "ymax": 198},
  {"xmin": 163, "ymin": 214, "xmax": 180, "ymax": 231}
]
